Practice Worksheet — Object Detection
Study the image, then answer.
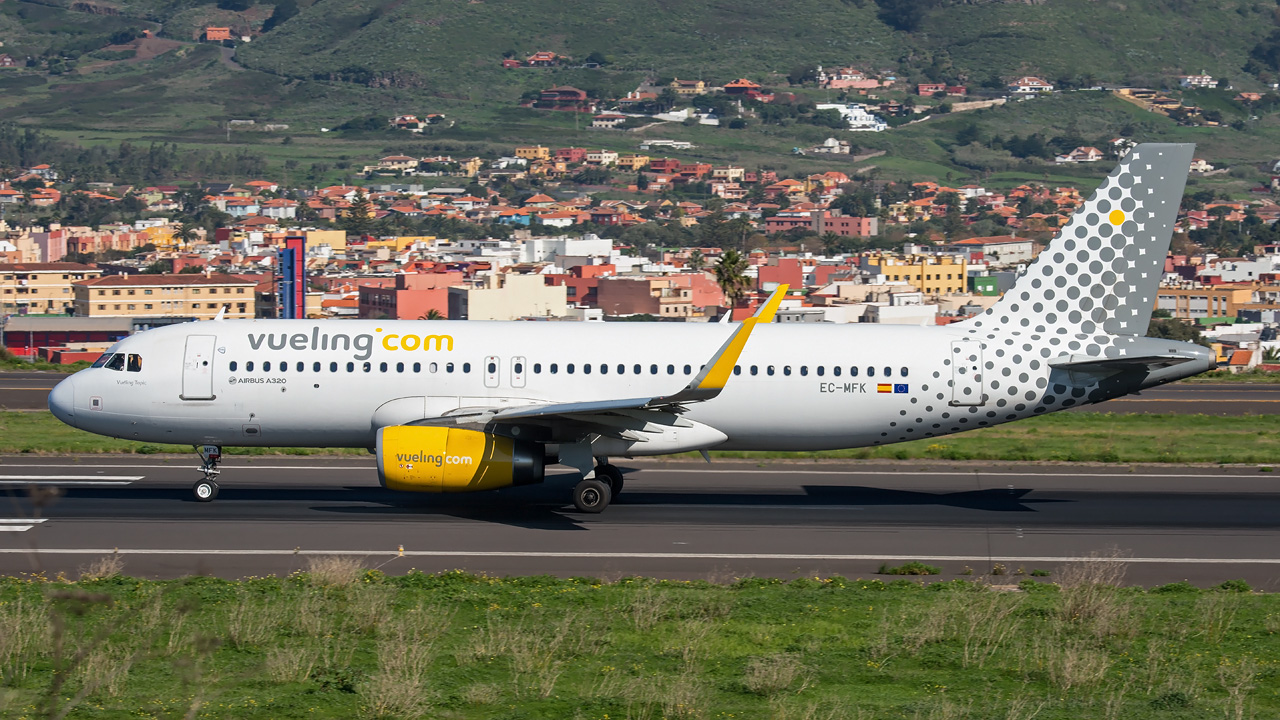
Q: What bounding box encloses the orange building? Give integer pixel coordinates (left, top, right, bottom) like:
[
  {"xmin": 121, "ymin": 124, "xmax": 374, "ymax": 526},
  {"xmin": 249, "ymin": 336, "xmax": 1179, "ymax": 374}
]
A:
[{"xmin": 204, "ymin": 27, "xmax": 232, "ymax": 42}]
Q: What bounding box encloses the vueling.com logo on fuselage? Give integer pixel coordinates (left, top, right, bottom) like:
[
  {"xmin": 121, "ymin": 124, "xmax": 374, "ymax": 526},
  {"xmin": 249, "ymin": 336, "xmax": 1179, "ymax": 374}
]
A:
[
  {"xmin": 395, "ymin": 452, "xmax": 474, "ymax": 467},
  {"xmin": 246, "ymin": 327, "xmax": 453, "ymax": 361}
]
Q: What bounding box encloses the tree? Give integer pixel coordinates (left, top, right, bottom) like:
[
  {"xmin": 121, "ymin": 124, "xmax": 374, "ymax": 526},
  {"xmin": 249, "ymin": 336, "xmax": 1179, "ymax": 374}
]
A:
[
  {"xmin": 419, "ymin": 309, "xmax": 445, "ymax": 320},
  {"xmin": 174, "ymin": 222, "xmax": 198, "ymax": 247},
  {"xmin": 341, "ymin": 190, "xmax": 374, "ymax": 236},
  {"xmin": 713, "ymin": 249, "xmax": 751, "ymax": 308}
]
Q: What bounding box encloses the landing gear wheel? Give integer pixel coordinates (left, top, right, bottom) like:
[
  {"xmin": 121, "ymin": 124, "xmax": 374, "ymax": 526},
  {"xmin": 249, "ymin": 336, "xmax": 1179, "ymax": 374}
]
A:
[
  {"xmin": 595, "ymin": 464, "xmax": 624, "ymax": 497},
  {"xmin": 572, "ymin": 478, "xmax": 612, "ymax": 513},
  {"xmin": 193, "ymin": 479, "xmax": 219, "ymax": 502}
]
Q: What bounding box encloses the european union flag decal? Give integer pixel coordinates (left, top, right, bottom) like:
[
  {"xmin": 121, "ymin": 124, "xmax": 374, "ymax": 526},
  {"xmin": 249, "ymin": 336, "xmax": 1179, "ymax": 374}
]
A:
[{"xmin": 893, "ymin": 384, "xmax": 908, "ymax": 394}]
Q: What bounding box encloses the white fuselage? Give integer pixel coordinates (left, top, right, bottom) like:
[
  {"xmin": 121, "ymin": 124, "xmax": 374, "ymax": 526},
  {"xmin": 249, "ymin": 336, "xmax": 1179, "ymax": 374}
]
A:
[{"xmin": 47, "ymin": 318, "xmax": 1211, "ymax": 455}]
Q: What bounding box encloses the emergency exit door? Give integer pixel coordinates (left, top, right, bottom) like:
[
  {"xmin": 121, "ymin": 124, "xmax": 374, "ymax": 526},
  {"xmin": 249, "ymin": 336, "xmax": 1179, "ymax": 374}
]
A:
[
  {"xmin": 181, "ymin": 335, "xmax": 217, "ymax": 400},
  {"xmin": 483, "ymin": 355, "xmax": 500, "ymax": 388},
  {"xmin": 949, "ymin": 339, "xmax": 984, "ymax": 406}
]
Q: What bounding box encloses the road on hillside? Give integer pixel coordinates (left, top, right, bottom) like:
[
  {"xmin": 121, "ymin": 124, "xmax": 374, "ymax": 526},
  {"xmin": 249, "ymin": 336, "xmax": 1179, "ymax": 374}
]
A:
[{"xmin": 1, "ymin": 457, "xmax": 1278, "ymax": 587}]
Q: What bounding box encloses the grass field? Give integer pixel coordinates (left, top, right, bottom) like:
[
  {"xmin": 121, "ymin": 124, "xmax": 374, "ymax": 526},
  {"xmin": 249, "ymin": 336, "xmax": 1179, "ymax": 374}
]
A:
[
  {"xmin": 0, "ymin": 559, "xmax": 1275, "ymax": 719},
  {"xmin": 1, "ymin": 410, "xmax": 1277, "ymax": 464}
]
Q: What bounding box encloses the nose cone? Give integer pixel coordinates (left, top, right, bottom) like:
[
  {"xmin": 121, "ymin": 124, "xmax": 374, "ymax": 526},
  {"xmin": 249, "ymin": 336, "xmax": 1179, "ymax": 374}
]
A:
[{"xmin": 49, "ymin": 376, "xmax": 76, "ymax": 426}]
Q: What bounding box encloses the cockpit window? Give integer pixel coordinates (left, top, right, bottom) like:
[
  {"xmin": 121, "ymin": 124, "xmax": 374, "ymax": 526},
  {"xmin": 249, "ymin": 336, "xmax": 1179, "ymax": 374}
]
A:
[
  {"xmin": 104, "ymin": 353, "xmax": 126, "ymax": 371},
  {"xmin": 127, "ymin": 354, "xmax": 142, "ymax": 372},
  {"xmin": 91, "ymin": 353, "xmax": 111, "ymax": 368}
]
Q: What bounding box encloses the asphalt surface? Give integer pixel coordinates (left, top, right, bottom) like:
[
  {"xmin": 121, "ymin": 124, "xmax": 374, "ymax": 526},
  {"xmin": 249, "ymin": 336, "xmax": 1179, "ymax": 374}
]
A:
[
  {"xmin": 1, "ymin": 456, "xmax": 1278, "ymax": 587},
  {"xmin": 4, "ymin": 372, "xmax": 1280, "ymax": 414}
]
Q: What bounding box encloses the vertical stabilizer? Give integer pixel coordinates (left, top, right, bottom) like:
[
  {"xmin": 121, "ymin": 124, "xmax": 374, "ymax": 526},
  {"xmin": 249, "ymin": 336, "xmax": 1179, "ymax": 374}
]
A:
[{"xmin": 961, "ymin": 143, "xmax": 1194, "ymax": 337}]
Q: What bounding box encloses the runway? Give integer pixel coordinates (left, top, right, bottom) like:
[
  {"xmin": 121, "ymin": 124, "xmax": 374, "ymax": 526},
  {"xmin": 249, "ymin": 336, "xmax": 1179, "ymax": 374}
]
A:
[
  {"xmin": 0, "ymin": 456, "xmax": 1278, "ymax": 587},
  {"xmin": 5, "ymin": 373, "xmax": 1280, "ymax": 414}
]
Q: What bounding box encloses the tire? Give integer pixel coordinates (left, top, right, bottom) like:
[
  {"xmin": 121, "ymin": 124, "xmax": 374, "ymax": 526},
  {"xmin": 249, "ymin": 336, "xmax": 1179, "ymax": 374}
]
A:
[
  {"xmin": 193, "ymin": 479, "xmax": 219, "ymax": 502},
  {"xmin": 572, "ymin": 478, "xmax": 611, "ymax": 513},
  {"xmin": 596, "ymin": 464, "xmax": 624, "ymax": 497}
]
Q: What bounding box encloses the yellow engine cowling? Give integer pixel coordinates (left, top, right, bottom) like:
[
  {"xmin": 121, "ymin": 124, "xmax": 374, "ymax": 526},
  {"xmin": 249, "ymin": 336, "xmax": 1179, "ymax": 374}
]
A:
[{"xmin": 376, "ymin": 425, "xmax": 544, "ymax": 492}]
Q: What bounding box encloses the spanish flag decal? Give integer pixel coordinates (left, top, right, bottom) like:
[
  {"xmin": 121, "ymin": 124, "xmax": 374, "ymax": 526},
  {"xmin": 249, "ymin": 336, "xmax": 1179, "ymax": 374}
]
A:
[
  {"xmin": 877, "ymin": 384, "xmax": 892, "ymax": 393},
  {"xmin": 878, "ymin": 384, "xmax": 909, "ymax": 394}
]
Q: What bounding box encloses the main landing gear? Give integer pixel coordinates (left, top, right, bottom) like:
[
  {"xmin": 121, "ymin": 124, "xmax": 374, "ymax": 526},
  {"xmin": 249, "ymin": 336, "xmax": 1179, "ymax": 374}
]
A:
[
  {"xmin": 193, "ymin": 444, "xmax": 221, "ymax": 502},
  {"xmin": 572, "ymin": 462, "xmax": 623, "ymax": 513}
]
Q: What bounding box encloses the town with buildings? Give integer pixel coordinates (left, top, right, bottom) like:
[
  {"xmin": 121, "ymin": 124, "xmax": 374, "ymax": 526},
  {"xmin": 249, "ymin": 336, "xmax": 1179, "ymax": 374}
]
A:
[{"xmin": 3, "ymin": 131, "xmax": 1280, "ymax": 373}]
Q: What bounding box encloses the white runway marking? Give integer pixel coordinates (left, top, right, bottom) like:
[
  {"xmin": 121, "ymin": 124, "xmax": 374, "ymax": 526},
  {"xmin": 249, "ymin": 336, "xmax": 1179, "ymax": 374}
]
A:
[
  {"xmin": 0, "ymin": 519, "xmax": 47, "ymax": 532},
  {"xmin": 0, "ymin": 464, "xmax": 369, "ymax": 471},
  {"xmin": 0, "ymin": 548, "xmax": 1277, "ymax": 564},
  {"xmin": 0, "ymin": 476, "xmax": 140, "ymax": 485}
]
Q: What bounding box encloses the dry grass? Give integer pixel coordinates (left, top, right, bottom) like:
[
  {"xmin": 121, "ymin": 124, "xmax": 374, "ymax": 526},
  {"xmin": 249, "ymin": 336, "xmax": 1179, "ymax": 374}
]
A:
[
  {"xmin": 77, "ymin": 644, "xmax": 133, "ymax": 698},
  {"xmin": 0, "ymin": 596, "xmax": 47, "ymax": 672},
  {"xmin": 225, "ymin": 595, "xmax": 277, "ymax": 649},
  {"xmin": 629, "ymin": 585, "xmax": 670, "ymax": 631},
  {"xmin": 1045, "ymin": 638, "xmax": 1110, "ymax": 692},
  {"xmin": 346, "ymin": 585, "xmax": 395, "ymax": 636},
  {"xmin": 305, "ymin": 555, "xmax": 367, "ymax": 588},
  {"xmin": 77, "ymin": 554, "xmax": 124, "ymax": 582},
  {"xmin": 358, "ymin": 633, "xmax": 434, "ymax": 718},
  {"xmin": 1217, "ymin": 656, "xmax": 1257, "ymax": 720},
  {"xmin": 461, "ymin": 683, "xmax": 501, "ymax": 705},
  {"xmin": 743, "ymin": 653, "xmax": 809, "ymax": 696},
  {"xmin": 1057, "ymin": 550, "xmax": 1134, "ymax": 638},
  {"xmin": 265, "ymin": 645, "xmax": 316, "ymax": 684}
]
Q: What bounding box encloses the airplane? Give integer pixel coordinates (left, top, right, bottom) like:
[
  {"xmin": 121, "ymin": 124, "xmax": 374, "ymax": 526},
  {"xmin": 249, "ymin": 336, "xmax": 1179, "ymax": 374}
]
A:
[{"xmin": 48, "ymin": 143, "xmax": 1213, "ymax": 513}]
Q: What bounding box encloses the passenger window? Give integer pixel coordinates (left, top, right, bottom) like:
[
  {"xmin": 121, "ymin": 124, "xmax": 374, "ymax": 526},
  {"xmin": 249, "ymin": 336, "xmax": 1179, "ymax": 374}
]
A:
[
  {"xmin": 834, "ymin": 366, "xmax": 841, "ymax": 377},
  {"xmin": 280, "ymin": 362, "xmax": 287, "ymax": 373},
  {"xmin": 463, "ymin": 363, "xmax": 471, "ymax": 373},
  {"xmin": 533, "ymin": 363, "xmax": 542, "ymax": 374},
  {"xmin": 767, "ymin": 365, "xmax": 775, "ymax": 376},
  {"xmin": 397, "ymin": 362, "xmax": 405, "ymax": 373},
  {"xmin": 247, "ymin": 361, "xmax": 255, "ymax": 372},
  {"xmin": 127, "ymin": 354, "xmax": 142, "ymax": 372},
  {"xmin": 429, "ymin": 362, "xmax": 438, "ymax": 373},
  {"xmin": 751, "ymin": 365, "xmax": 758, "ymax": 376},
  {"xmin": 264, "ymin": 361, "xmax": 272, "ymax": 372},
  {"xmin": 330, "ymin": 362, "xmax": 338, "ymax": 372},
  {"xmin": 380, "ymin": 362, "xmax": 388, "ymax": 372},
  {"xmin": 633, "ymin": 364, "xmax": 641, "ymax": 374},
  {"xmin": 800, "ymin": 366, "xmax": 808, "ymax": 377},
  {"xmin": 413, "ymin": 362, "xmax": 421, "ymax": 373},
  {"xmin": 667, "ymin": 364, "xmax": 675, "ymax": 375},
  {"xmin": 346, "ymin": 362, "xmax": 355, "ymax": 372},
  {"xmin": 514, "ymin": 362, "xmax": 523, "ymax": 374},
  {"xmin": 446, "ymin": 363, "xmax": 455, "ymax": 373},
  {"xmin": 783, "ymin": 366, "xmax": 791, "ymax": 376},
  {"xmin": 229, "ymin": 361, "xmax": 238, "ymax": 372},
  {"xmin": 583, "ymin": 364, "xmax": 591, "ymax": 375},
  {"xmin": 313, "ymin": 362, "xmax": 321, "ymax": 372},
  {"xmin": 550, "ymin": 363, "xmax": 558, "ymax": 374},
  {"xmin": 816, "ymin": 366, "xmax": 824, "ymax": 377},
  {"xmin": 297, "ymin": 362, "xmax": 304, "ymax": 372},
  {"xmin": 901, "ymin": 367, "xmax": 909, "ymax": 377},
  {"xmin": 600, "ymin": 364, "xmax": 608, "ymax": 374},
  {"xmin": 733, "ymin": 365, "xmax": 741, "ymax": 375},
  {"xmin": 867, "ymin": 367, "xmax": 875, "ymax": 377},
  {"xmin": 883, "ymin": 366, "xmax": 891, "ymax": 377},
  {"xmin": 567, "ymin": 364, "xmax": 575, "ymax": 374},
  {"xmin": 105, "ymin": 354, "xmax": 125, "ymax": 371},
  {"xmin": 363, "ymin": 362, "xmax": 372, "ymax": 373},
  {"xmin": 487, "ymin": 361, "xmax": 497, "ymax": 374},
  {"xmin": 650, "ymin": 364, "xmax": 658, "ymax": 374},
  {"xmin": 619, "ymin": 364, "xmax": 626, "ymax": 374},
  {"xmin": 683, "ymin": 364, "xmax": 691, "ymax": 375},
  {"xmin": 850, "ymin": 366, "xmax": 858, "ymax": 376}
]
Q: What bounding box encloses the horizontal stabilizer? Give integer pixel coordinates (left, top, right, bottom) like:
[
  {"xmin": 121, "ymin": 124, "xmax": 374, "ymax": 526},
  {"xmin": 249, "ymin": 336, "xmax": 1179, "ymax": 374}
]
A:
[{"xmin": 1048, "ymin": 354, "xmax": 1196, "ymax": 373}]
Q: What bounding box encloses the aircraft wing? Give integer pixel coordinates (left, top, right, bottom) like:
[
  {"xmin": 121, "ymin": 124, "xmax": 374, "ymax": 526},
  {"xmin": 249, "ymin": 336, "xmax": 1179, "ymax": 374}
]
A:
[{"xmin": 431, "ymin": 285, "xmax": 789, "ymax": 429}]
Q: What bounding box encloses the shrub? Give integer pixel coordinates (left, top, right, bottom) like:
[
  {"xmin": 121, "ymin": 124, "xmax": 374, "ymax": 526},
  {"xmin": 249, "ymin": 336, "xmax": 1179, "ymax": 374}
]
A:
[{"xmin": 878, "ymin": 561, "xmax": 941, "ymax": 576}]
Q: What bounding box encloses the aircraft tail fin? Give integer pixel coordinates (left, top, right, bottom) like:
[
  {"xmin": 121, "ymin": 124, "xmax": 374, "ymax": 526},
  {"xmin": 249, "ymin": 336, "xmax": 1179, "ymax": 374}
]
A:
[{"xmin": 960, "ymin": 143, "xmax": 1193, "ymax": 338}]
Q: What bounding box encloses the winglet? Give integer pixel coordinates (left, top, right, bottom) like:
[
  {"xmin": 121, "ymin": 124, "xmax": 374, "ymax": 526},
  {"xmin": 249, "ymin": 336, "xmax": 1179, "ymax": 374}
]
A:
[
  {"xmin": 650, "ymin": 284, "xmax": 788, "ymax": 406},
  {"xmin": 213, "ymin": 305, "xmax": 227, "ymax": 321}
]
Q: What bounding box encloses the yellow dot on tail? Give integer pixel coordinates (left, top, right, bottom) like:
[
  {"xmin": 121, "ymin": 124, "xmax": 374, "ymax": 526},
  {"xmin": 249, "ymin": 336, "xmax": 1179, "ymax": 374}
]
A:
[{"xmin": 1108, "ymin": 210, "xmax": 1126, "ymax": 226}]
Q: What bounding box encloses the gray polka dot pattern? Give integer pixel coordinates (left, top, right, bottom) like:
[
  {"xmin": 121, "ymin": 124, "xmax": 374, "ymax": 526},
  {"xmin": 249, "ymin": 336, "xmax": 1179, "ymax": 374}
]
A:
[
  {"xmin": 966, "ymin": 143, "xmax": 1194, "ymax": 340},
  {"xmin": 870, "ymin": 144, "xmax": 1196, "ymax": 446}
]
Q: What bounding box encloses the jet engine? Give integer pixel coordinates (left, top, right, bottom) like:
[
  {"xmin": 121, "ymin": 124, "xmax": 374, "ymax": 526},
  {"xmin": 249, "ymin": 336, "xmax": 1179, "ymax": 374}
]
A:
[{"xmin": 375, "ymin": 426, "xmax": 544, "ymax": 492}]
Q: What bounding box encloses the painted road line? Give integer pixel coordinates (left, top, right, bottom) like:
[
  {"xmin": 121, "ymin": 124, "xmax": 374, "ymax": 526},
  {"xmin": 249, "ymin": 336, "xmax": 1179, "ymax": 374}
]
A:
[
  {"xmin": 0, "ymin": 548, "xmax": 1279, "ymax": 564},
  {"xmin": 0, "ymin": 519, "xmax": 47, "ymax": 533},
  {"xmin": 0, "ymin": 476, "xmax": 140, "ymax": 485}
]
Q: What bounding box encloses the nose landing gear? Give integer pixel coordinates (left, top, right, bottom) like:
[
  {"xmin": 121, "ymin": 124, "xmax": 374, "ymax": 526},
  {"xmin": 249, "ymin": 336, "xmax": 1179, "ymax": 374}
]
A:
[{"xmin": 193, "ymin": 445, "xmax": 221, "ymax": 502}]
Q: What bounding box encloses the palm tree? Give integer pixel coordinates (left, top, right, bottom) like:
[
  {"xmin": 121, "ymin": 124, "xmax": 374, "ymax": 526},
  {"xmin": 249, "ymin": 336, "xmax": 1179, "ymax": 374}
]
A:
[
  {"xmin": 713, "ymin": 249, "xmax": 751, "ymax": 308},
  {"xmin": 174, "ymin": 222, "xmax": 198, "ymax": 248},
  {"xmin": 418, "ymin": 309, "xmax": 445, "ymax": 320}
]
